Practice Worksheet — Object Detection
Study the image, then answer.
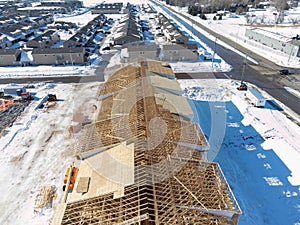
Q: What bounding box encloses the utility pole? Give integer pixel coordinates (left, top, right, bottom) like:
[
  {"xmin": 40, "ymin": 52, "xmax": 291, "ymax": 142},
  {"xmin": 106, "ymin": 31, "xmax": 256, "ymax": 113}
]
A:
[
  {"xmin": 241, "ymin": 55, "xmax": 247, "ymax": 83},
  {"xmin": 211, "ymin": 38, "xmax": 217, "ymax": 69}
]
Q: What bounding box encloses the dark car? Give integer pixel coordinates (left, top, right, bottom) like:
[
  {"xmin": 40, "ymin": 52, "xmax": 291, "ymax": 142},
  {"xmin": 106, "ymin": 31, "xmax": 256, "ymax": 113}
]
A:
[
  {"xmin": 237, "ymin": 82, "xmax": 247, "ymax": 91},
  {"xmin": 279, "ymin": 69, "xmax": 289, "ymax": 75}
]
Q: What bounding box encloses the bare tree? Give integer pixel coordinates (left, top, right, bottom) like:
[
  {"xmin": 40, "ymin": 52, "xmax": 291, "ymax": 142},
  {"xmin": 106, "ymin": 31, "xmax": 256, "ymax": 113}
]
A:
[
  {"xmin": 273, "ymin": 11, "xmax": 285, "ymax": 24},
  {"xmin": 259, "ymin": 14, "xmax": 266, "ymax": 24},
  {"xmin": 274, "ymin": 0, "xmax": 289, "ymax": 12},
  {"xmin": 288, "ymin": 16, "xmax": 298, "ymax": 24}
]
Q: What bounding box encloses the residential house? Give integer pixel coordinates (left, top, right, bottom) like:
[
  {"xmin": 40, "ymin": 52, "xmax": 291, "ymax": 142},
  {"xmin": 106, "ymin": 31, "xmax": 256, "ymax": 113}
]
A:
[
  {"xmin": 113, "ymin": 12, "xmax": 141, "ymax": 45},
  {"xmin": 161, "ymin": 44, "xmax": 199, "ymax": 61},
  {"xmin": 0, "ymin": 23, "xmax": 35, "ymax": 47},
  {"xmin": 40, "ymin": 0, "xmax": 83, "ymax": 11},
  {"xmin": 63, "ymin": 34, "xmax": 83, "ymax": 48},
  {"xmin": 125, "ymin": 43, "xmax": 158, "ymax": 61},
  {"xmin": 48, "ymin": 21, "xmax": 77, "ymax": 30},
  {"xmin": 141, "ymin": 4, "xmax": 156, "ymax": 14},
  {"xmin": 114, "ymin": 32, "xmax": 140, "ymax": 45},
  {"xmin": 0, "ymin": 16, "xmax": 16, "ymax": 29},
  {"xmin": 174, "ymin": 32, "xmax": 189, "ymax": 45},
  {"xmin": 123, "ymin": 43, "xmax": 198, "ymax": 62},
  {"xmin": 31, "ymin": 47, "xmax": 86, "ymax": 65},
  {"xmin": 158, "ymin": 13, "xmax": 189, "ymax": 45},
  {"xmin": 91, "ymin": 3, "xmax": 123, "ymax": 14},
  {"xmin": 32, "ymin": 17, "xmax": 47, "ymax": 27},
  {"xmin": 40, "ymin": 14, "xmax": 54, "ymax": 24},
  {"xmin": 64, "ymin": 27, "xmax": 95, "ymax": 48},
  {"xmin": 0, "ymin": 34, "xmax": 10, "ymax": 49},
  {"xmin": 63, "ymin": 14, "xmax": 106, "ymax": 49},
  {"xmin": 0, "ymin": 49, "xmax": 21, "ymax": 66},
  {"xmin": 27, "ymin": 30, "xmax": 60, "ymax": 48}
]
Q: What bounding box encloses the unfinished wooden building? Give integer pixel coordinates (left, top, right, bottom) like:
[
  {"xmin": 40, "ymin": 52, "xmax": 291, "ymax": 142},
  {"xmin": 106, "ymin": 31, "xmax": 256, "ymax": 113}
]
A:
[{"xmin": 53, "ymin": 60, "xmax": 241, "ymax": 225}]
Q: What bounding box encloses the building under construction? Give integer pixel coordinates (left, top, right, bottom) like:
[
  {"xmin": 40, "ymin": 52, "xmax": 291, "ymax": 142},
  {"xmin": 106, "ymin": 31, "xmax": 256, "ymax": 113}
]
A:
[{"xmin": 53, "ymin": 60, "xmax": 241, "ymax": 224}]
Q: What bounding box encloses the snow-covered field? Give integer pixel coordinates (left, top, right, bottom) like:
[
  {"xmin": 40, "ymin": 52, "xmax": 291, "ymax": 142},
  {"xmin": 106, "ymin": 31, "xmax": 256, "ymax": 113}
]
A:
[
  {"xmin": 180, "ymin": 79, "xmax": 300, "ymax": 225},
  {"xmin": 0, "ymin": 65, "xmax": 92, "ymax": 78}
]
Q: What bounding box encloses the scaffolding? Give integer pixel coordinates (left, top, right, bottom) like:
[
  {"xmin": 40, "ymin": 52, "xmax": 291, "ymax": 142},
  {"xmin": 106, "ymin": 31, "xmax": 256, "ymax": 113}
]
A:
[{"xmin": 59, "ymin": 59, "xmax": 241, "ymax": 224}]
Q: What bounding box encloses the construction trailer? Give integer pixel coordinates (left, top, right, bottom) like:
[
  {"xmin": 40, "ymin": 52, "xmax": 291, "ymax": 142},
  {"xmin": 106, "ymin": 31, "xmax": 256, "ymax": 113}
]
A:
[
  {"xmin": 53, "ymin": 60, "xmax": 242, "ymax": 225},
  {"xmin": 2, "ymin": 85, "xmax": 26, "ymax": 96},
  {"xmin": 247, "ymin": 88, "xmax": 266, "ymax": 107}
]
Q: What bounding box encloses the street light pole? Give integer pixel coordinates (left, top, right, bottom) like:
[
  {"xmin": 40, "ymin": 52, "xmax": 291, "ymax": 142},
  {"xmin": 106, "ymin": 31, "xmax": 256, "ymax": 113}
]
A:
[
  {"xmin": 241, "ymin": 55, "xmax": 247, "ymax": 83},
  {"xmin": 211, "ymin": 37, "xmax": 217, "ymax": 69}
]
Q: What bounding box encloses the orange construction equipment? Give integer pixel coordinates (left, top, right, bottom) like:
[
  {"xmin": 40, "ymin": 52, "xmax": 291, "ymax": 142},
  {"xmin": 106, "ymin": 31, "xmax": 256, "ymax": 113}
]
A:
[
  {"xmin": 0, "ymin": 99, "xmax": 14, "ymax": 111},
  {"xmin": 64, "ymin": 166, "xmax": 79, "ymax": 191}
]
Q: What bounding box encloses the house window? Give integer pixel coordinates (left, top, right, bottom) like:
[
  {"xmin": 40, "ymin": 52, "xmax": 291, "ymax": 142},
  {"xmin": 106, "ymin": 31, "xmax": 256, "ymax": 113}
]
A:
[{"xmin": 140, "ymin": 51, "xmax": 144, "ymax": 55}]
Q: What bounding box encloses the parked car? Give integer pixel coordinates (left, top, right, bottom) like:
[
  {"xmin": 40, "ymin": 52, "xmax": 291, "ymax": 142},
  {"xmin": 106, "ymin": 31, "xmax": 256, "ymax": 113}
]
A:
[
  {"xmin": 279, "ymin": 69, "xmax": 289, "ymax": 75},
  {"xmin": 237, "ymin": 82, "xmax": 247, "ymax": 91}
]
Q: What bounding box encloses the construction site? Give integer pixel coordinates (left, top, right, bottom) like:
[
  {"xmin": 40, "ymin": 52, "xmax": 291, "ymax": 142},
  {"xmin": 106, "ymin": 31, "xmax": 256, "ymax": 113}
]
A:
[
  {"xmin": 52, "ymin": 59, "xmax": 242, "ymax": 225},
  {"xmin": 0, "ymin": 86, "xmax": 33, "ymax": 136}
]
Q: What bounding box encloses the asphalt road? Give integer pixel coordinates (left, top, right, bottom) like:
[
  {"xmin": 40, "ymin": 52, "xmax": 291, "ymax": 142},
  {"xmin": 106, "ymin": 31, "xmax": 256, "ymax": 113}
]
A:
[
  {"xmin": 0, "ymin": 75, "xmax": 102, "ymax": 84},
  {"xmin": 0, "ymin": 53, "xmax": 113, "ymax": 84},
  {"xmin": 153, "ymin": 1, "xmax": 300, "ymax": 115}
]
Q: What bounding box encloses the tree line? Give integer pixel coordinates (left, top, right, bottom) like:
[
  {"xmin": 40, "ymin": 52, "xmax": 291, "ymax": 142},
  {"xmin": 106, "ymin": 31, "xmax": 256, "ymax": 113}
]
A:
[{"xmin": 163, "ymin": 0, "xmax": 291, "ymax": 15}]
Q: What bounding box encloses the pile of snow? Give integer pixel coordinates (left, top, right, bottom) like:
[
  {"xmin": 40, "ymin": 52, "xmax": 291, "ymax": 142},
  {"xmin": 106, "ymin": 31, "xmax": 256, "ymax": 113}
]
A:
[{"xmin": 170, "ymin": 61, "xmax": 232, "ymax": 73}]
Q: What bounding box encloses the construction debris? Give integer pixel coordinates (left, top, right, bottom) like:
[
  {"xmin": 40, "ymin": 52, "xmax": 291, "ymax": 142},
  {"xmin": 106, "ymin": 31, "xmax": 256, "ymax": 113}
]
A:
[
  {"xmin": 0, "ymin": 103, "xmax": 27, "ymax": 135},
  {"xmin": 34, "ymin": 186, "xmax": 56, "ymax": 209},
  {"xmin": 47, "ymin": 94, "xmax": 57, "ymax": 102}
]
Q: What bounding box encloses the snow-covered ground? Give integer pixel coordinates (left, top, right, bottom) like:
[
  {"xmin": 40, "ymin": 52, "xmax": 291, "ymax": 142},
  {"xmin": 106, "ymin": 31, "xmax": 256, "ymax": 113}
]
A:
[
  {"xmin": 0, "ymin": 65, "xmax": 92, "ymax": 78},
  {"xmin": 179, "ymin": 79, "xmax": 300, "ymax": 225},
  {"xmin": 0, "ymin": 82, "xmax": 100, "ymax": 225},
  {"xmin": 55, "ymin": 11, "xmax": 99, "ymax": 26}
]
